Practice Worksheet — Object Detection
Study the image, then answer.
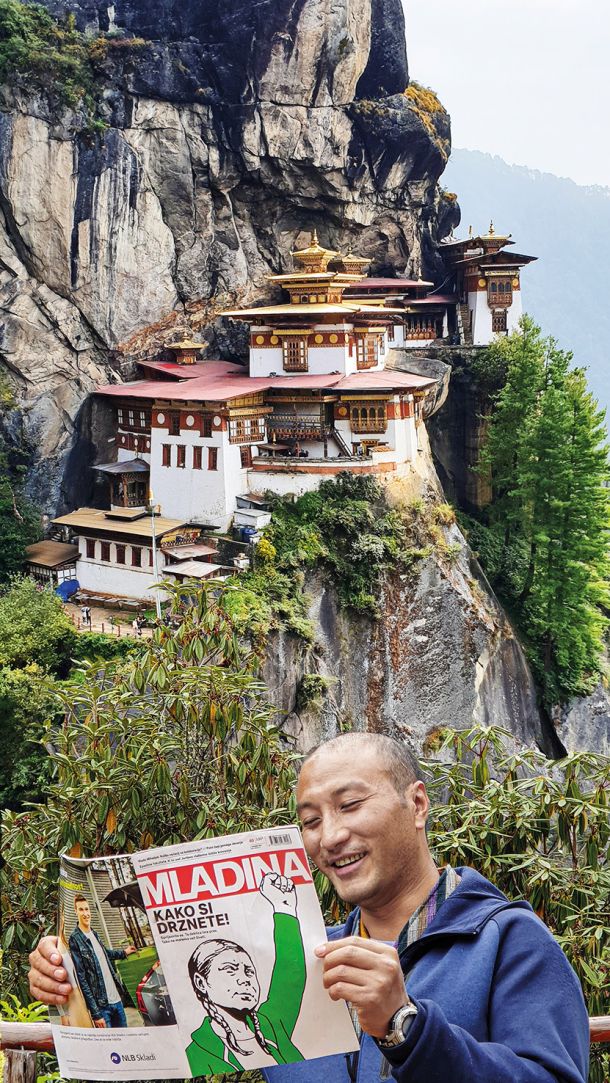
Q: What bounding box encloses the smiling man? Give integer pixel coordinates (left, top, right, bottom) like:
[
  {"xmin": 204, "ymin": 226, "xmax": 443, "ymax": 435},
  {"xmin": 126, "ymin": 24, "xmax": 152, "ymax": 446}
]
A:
[{"xmin": 29, "ymin": 733, "xmax": 589, "ymax": 1082}]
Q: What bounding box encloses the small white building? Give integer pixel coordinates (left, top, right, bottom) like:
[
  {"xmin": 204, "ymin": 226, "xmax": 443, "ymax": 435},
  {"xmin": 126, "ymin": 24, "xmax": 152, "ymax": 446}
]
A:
[{"xmin": 441, "ymin": 224, "xmax": 537, "ymax": 345}]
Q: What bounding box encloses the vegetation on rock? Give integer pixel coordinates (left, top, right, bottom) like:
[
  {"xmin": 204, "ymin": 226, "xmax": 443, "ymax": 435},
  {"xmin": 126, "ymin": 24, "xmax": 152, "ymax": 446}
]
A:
[
  {"xmin": 0, "ymin": 0, "xmax": 146, "ymax": 127},
  {"xmin": 463, "ymin": 317, "xmax": 610, "ymax": 704},
  {"xmin": 224, "ymin": 474, "xmax": 432, "ymax": 646},
  {"xmin": 0, "ymin": 378, "xmax": 41, "ymax": 584}
]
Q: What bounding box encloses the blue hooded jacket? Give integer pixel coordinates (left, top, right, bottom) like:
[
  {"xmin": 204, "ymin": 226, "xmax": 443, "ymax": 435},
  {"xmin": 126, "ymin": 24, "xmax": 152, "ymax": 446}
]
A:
[{"xmin": 264, "ymin": 867, "xmax": 589, "ymax": 1083}]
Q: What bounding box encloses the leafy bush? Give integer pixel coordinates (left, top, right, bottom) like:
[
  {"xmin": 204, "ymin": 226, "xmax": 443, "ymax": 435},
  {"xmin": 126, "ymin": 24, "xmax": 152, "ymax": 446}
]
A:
[
  {"xmin": 426, "ymin": 726, "xmax": 610, "ymax": 1083},
  {"xmin": 1, "ymin": 581, "xmax": 297, "ymax": 998},
  {"xmin": 0, "ymin": 663, "xmax": 54, "ymax": 809},
  {"xmin": 71, "ymin": 630, "xmax": 143, "ymax": 661},
  {"xmin": 0, "ymin": 577, "xmax": 77, "ymax": 674}
]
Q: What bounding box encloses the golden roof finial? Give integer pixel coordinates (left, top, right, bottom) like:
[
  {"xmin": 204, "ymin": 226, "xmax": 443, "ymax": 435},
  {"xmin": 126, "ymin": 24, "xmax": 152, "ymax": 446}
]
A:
[
  {"xmin": 489, "ymin": 221, "xmax": 495, "ymax": 236},
  {"xmin": 311, "ymin": 228, "xmax": 319, "ymax": 247}
]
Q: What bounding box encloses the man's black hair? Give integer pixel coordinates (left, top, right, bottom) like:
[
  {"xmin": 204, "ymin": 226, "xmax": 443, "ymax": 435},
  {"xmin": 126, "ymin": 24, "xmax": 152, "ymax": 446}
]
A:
[{"xmin": 301, "ymin": 731, "xmax": 423, "ymax": 793}]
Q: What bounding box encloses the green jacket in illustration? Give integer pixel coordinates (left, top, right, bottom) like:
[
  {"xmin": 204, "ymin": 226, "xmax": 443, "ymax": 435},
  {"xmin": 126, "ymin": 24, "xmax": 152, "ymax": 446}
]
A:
[{"xmin": 186, "ymin": 912, "xmax": 306, "ymax": 1076}]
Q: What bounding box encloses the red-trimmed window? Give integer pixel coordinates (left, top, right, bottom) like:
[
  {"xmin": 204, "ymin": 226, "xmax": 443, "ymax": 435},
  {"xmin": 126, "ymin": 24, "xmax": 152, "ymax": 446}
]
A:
[
  {"xmin": 85, "ymin": 538, "xmax": 96, "ymax": 558},
  {"xmin": 208, "ymin": 447, "xmax": 218, "ymax": 471},
  {"xmin": 162, "ymin": 444, "xmax": 171, "ymax": 467},
  {"xmin": 177, "ymin": 445, "xmax": 186, "ymax": 468},
  {"xmin": 193, "ymin": 446, "xmax": 202, "ymax": 469},
  {"xmin": 169, "ymin": 412, "xmax": 181, "ymax": 436},
  {"xmin": 240, "ymin": 446, "xmax": 252, "ymax": 468},
  {"xmin": 101, "ymin": 542, "xmax": 111, "ymax": 562},
  {"xmin": 116, "ymin": 544, "xmax": 126, "ymax": 565},
  {"xmin": 131, "ymin": 547, "xmax": 142, "ymax": 567}
]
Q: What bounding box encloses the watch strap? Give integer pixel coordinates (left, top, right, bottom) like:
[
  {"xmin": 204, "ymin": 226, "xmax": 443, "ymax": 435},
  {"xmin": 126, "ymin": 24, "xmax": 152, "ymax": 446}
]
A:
[{"xmin": 378, "ymin": 1002, "xmax": 419, "ymax": 1048}]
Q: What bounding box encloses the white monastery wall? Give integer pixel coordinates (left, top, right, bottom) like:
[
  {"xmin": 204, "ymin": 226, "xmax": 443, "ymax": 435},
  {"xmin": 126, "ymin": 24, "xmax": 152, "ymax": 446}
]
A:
[
  {"xmin": 76, "ymin": 543, "xmax": 167, "ymax": 601},
  {"xmin": 470, "ymin": 291, "xmax": 494, "ymax": 346},
  {"xmin": 506, "ymin": 293, "xmax": 523, "ymax": 334},
  {"xmin": 150, "ymin": 427, "xmax": 248, "ymax": 529}
]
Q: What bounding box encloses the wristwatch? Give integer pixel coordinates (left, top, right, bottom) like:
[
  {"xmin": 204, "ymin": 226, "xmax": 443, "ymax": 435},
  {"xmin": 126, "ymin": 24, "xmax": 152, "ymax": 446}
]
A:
[{"xmin": 378, "ymin": 1002, "xmax": 419, "ymax": 1048}]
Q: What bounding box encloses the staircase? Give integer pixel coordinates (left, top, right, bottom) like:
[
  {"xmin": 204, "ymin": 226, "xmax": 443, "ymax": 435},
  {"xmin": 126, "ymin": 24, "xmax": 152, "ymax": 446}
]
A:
[{"xmin": 331, "ymin": 427, "xmax": 353, "ymax": 457}]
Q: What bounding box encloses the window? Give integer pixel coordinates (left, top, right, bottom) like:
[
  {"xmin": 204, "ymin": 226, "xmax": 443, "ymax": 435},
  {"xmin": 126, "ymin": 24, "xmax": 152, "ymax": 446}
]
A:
[
  {"xmin": 116, "ymin": 544, "xmax": 126, "ymax": 565},
  {"xmin": 282, "ymin": 337, "xmax": 308, "ymax": 372},
  {"xmin": 177, "ymin": 444, "xmax": 186, "ymax": 468},
  {"xmin": 128, "ymin": 409, "xmax": 135, "ymax": 428},
  {"xmin": 139, "ymin": 410, "xmax": 147, "ymax": 428},
  {"xmin": 201, "ymin": 416, "xmax": 213, "ymax": 438},
  {"xmin": 117, "ymin": 408, "xmax": 124, "ymax": 427},
  {"xmin": 131, "ymin": 547, "xmax": 142, "ymax": 567},
  {"xmin": 169, "ymin": 412, "xmax": 181, "ymax": 435},
  {"xmin": 492, "ymin": 311, "xmax": 507, "ymax": 333},
  {"xmin": 229, "ymin": 417, "xmax": 266, "ymax": 444},
  {"xmin": 162, "ymin": 444, "xmax": 171, "ymax": 467},
  {"xmin": 350, "ymin": 402, "xmax": 387, "ymax": 433},
  {"xmin": 208, "ymin": 447, "xmax": 218, "ymax": 471},
  {"xmin": 85, "ymin": 538, "xmax": 96, "ymax": 558},
  {"xmin": 240, "ymin": 445, "xmax": 252, "ymax": 468},
  {"xmin": 193, "ymin": 445, "xmax": 202, "ymax": 469},
  {"xmin": 101, "ymin": 541, "xmax": 110, "ymax": 562},
  {"xmin": 356, "ymin": 336, "xmax": 377, "ymax": 369}
]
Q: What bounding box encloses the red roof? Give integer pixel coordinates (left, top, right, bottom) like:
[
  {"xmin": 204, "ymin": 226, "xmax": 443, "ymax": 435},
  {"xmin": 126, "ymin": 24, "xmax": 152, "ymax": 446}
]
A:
[
  {"xmin": 344, "ymin": 278, "xmax": 433, "ymax": 290},
  {"xmin": 406, "ymin": 294, "xmax": 458, "ymax": 305},
  {"xmin": 333, "ymin": 370, "xmax": 435, "ymax": 391},
  {"xmin": 96, "ymin": 365, "xmax": 435, "ymax": 403},
  {"xmin": 138, "ymin": 360, "xmax": 244, "ymax": 380}
]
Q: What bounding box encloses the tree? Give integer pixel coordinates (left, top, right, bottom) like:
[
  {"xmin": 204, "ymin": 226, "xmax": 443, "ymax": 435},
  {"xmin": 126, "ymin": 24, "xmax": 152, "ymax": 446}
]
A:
[
  {"xmin": 0, "ymin": 663, "xmax": 54, "ymax": 809},
  {"xmin": 1, "ymin": 581, "xmax": 297, "ymax": 997},
  {"xmin": 0, "ymin": 576, "xmax": 77, "ymax": 674},
  {"xmin": 476, "ymin": 319, "xmax": 610, "ymax": 702}
]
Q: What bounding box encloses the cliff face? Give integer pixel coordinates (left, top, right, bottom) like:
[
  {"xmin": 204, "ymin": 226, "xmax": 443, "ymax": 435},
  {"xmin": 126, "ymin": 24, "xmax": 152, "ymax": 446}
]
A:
[
  {"xmin": 262, "ymin": 439, "xmax": 555, "ymax": 757},
  {"xmin": 0, "ymin": 0, "xmax": 455, "ymax": 511},
  {"xmin": 1, "ymin": 0, "xmax": 565, "ymax": 753}
]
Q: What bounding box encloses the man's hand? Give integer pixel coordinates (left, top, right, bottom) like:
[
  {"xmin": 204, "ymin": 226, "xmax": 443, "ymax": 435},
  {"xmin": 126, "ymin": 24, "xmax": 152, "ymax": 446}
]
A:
[
  {"xmin": 93, "ymin": 1018, "xmax": 107, "ymax": 1028},
  {"xmin": 124, "ymin": 946, "xmax": 137, "ymax": 956},
  {"xmin": 315, "ymin": 937, "xmax": 408, "ymax": 1039},
  {"xmin": 28, "ymin": 936, "xmax": 73, "ymax": 1006},
  {"xmin": 259, "ymin": 872, "xmax": 298, "ymax": 916}
]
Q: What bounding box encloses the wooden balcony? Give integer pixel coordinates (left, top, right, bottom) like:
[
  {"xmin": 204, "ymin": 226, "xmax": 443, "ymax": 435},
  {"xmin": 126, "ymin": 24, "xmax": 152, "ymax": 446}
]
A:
[{"xmin": 267, "ymin": 414, "xmax": 326, "ymax": 438}]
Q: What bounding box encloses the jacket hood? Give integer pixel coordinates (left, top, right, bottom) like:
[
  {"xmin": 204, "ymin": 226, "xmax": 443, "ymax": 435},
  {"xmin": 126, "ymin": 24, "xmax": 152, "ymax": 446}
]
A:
[{"xmin": 340, "ymin": 867, "xmax": 533, "ymax": 943}]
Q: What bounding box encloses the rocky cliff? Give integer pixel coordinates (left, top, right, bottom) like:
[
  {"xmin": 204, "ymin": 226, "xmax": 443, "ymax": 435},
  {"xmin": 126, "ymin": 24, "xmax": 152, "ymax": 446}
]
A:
[
  {"xmin": 0, "ymin": 0, "xmax": 574, "ymax": 754},
  {"xmin": 0, "ymin": 0, "xmax": 455, "ymax": 511},
  {"xmin": 263, "ymin": 434, "xmax": 558, "ymax": 758}
]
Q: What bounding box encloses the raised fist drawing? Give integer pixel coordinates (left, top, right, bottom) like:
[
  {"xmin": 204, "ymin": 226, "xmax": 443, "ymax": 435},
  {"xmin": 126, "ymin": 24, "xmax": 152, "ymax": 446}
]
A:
[{"xmin": 259, "ymin": 872, "xmax": 298, "ymax": 916}]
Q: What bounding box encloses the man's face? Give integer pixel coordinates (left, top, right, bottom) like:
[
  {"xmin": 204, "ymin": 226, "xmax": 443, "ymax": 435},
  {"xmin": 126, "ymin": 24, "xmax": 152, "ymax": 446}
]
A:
[
  {"xmin": 297, "ymin": 744, "xmax": 427, "ymax": 910},
  {"xmin": 201, "ymin": 950, "xmax": 260, "ymax": 1012},
  {"xmin": 75, "ymin": 899, "xmax": 92, "ymax": 929}
]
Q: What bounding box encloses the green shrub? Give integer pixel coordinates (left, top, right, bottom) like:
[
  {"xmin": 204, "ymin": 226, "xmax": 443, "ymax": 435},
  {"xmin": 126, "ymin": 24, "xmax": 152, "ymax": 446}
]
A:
[{"xmin": 0, "ymin": 577, "xmax": 77, "ymax": 675}]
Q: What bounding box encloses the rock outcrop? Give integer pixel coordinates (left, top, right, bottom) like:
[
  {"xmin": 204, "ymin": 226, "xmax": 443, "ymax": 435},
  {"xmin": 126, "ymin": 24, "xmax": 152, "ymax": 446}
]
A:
[
  {"xmin": 0, "ymin": 0, "xmax": 455, "ymax": 511},
  {"xmin": 262, "ymin": 449, "xmax": 554, "ymax": 757}
]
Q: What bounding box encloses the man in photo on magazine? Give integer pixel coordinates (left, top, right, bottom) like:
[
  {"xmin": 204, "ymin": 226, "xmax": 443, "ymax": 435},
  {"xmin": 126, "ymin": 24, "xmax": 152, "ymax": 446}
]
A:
[
  {"xmin": 29, "ymin": 733, "xmax": 589, "ymax": 1082},
  {"xmin": 68, "ymin": 894, "xmax": 137, "ymax": 1028}
]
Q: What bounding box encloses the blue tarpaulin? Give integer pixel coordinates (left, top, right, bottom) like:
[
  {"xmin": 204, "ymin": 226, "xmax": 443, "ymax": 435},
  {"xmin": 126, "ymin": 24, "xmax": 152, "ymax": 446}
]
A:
[{"xmin": 55, "ymin": 579, "xmax": 79, "ymax": 601}]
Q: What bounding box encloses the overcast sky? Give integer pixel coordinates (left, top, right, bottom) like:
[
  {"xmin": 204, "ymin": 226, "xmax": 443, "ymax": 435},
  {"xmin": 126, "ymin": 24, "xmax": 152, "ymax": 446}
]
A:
[{"xmin": 403, "ymin": 0, "xmax": 610, "ymax": 189}]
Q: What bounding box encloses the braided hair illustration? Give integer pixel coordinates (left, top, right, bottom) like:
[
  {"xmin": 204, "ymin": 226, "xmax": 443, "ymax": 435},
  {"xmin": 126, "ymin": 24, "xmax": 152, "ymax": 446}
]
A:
[{"xmin": 188, "ymin": 939, "xmax": 273, "ymax": 1058}]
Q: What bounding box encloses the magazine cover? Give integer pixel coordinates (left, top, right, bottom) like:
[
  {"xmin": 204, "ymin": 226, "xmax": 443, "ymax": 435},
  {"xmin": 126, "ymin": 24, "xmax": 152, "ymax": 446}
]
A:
[
  {"xmin": 50, "ymin": 851, "xmax": 190, "ymax": 1079},
  {"xmin": 50, "ymin": 827, "xmax": 358, "ymax": 1079}
]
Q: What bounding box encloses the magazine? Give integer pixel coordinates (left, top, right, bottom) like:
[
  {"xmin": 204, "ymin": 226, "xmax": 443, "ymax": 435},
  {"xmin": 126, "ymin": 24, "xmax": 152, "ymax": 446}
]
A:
[{"xmin": 50, "ymin": 826, "xmax": 359, "ymax": 1079}]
